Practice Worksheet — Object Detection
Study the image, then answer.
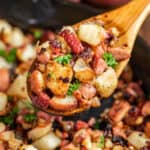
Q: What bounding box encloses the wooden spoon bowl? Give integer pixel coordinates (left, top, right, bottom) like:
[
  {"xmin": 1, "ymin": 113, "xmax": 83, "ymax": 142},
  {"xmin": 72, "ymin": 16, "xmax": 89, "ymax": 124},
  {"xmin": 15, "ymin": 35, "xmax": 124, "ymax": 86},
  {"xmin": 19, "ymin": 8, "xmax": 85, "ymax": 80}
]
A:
[
  {"xmin": 27, "ymin": 0, "xmax": 150, "ymax": 116},
  {"xmin": 74, "ymin": 0, "xmax": 150, "ymax": 77}
]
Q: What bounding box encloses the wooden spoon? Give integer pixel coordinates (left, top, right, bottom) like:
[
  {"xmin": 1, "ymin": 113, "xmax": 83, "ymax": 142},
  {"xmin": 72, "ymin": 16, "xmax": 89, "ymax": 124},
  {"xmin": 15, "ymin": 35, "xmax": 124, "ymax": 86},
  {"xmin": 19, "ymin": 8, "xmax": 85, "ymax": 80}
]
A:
[
  {"xmin": 28, "ymin": 0, "xmax": 150, "ymax": 116},
  {"xmin": 74, "ymin": 0, "xmax": 150, "ymax": 77}
]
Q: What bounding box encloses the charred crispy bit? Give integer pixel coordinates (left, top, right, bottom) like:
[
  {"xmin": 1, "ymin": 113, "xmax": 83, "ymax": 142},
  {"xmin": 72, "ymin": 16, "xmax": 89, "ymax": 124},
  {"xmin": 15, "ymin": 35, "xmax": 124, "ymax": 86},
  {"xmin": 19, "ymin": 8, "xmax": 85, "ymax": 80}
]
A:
[
  {"xmin": 0, "ymin": 68, "xmax": 10, "ymax": 92},
  {"xmin": 29, "ymin": 70, "xmax": 45, "ymax": 94},
  {"xmin": 46, "ymin": 61, "xmax": 73, "ymax": 96},
  {"xmin": 107, "ymin": 47, "xmax": 130, "ymax": 61},
  {"xmin": 108, "ymin": 101, "xmax": 131, "ymax": 123},
  {"xmin": 56, "ymin": 36, "xmax": 71, "ymax": 54},
  {"xmin": 124, "ymin": 106, "xmax": 141, "ymax": 125},
  {"xmin": 79, "ymin": 46, "xmax": 93, "ymax": 63},
  {"xmin": 49, "ymin": 96, "xmax": 77, "ymax": 111},
  {"xmin": 50, "ymin": 39, "xmax": 62, "ymax": 55}
]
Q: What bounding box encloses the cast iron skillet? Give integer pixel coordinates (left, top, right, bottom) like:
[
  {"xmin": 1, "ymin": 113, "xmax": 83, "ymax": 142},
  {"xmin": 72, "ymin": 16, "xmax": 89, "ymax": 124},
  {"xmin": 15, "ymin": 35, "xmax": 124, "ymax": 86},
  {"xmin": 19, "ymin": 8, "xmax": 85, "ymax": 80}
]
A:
[{"xmin": 0, "ymin": 0, "xmax": 149, "ymax": 121}]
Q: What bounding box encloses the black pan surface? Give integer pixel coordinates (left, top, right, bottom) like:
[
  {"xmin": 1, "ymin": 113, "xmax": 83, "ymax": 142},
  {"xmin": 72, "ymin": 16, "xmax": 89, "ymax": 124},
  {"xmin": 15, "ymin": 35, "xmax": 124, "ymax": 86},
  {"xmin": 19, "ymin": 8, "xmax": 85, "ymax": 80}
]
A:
[{"xmin": 0, "ymin": 0, "xmax": 149, "ymax": 121}]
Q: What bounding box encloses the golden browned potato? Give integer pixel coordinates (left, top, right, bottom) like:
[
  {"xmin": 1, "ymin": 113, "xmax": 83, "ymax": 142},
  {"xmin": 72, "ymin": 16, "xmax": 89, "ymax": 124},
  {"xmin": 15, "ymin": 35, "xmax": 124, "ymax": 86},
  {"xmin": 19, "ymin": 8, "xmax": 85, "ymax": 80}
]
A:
[
  {"xmin": 49, "ymin": 96, "xmax": 77, "ymax": 111},
  {"xmin": 28, "ymin": 123, "xmax": 52, "ymax": 141},
  {"xmin": 33, "ymin": 133, "xmax": 61, "ymax": 150},
  {"xmin": 94, "ymin": 67, "xmax": 118, "ymax": 97},
  {"xmin": 127, "ymin": 132, "xmax": 149, "ymax": 149},
  {"xmin": 17, "ymin": 44, "xmax": 36, "ymax": 62},
  {"xmin": 73, "ymin": 58, "xmax": 95, "ymax": 82},
  {"xmin": 46, "ymin": 61, "xmax": 73, "ymax": 96},
  {"xmin": 7, "ymin": 73, "xmax": 29, "ymax": 99}
]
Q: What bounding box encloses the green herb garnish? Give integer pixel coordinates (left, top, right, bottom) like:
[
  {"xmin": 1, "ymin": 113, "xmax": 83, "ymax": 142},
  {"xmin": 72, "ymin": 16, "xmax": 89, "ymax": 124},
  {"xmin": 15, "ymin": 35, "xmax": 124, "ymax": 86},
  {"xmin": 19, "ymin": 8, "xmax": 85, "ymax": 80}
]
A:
[
  {"xmin": 94, "ymin": 120, "xmax": 100, "ymax": 129},
  {"xmin": 33, "ymin": 30, "xmax": 43, "ymax": 39},
  {"xmin": 23, "ymin": 113, "xmax": 36, "ymax": 123},
  {"xmin": 0, "ymin": 50, "xmax": 6, "ymax": 57},
  {"xmin": 103, "ymin": 52, "xmax": 117, "ymax": 68},
  {"xmin": 0, "ymin": 107, "xmax": 19, "ymax": 126},
  {"xmin": 55, "ymin": 54, "xmax": 72, "ymax": 65},
  {"xmin": 67, "ymin": 80, "xmax": 80, "ymax": 96},
  {"xmin": 0, "ymin": 48, "xmax": 17, "ymax": 63},
  {"xmin": 97, "ymin": 135, "xmax": 105, "ymax": 148}
]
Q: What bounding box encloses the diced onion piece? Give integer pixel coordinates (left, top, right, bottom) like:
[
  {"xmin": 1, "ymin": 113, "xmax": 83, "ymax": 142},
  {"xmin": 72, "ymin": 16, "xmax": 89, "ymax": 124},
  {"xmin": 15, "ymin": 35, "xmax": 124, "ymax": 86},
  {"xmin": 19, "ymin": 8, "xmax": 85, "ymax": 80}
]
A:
[
  {"xmin": 127, "ymin": 131, "xmax": 150, "ymax": 149},
  {"xmin": 74, "ymin": 58, "xmax": 89, "ymax": 72},
  {"xmin": 20, "ymin": 145, "xmax": 37, "ymax": 150},
  {"xmin": 0, "ymin": 41, "xmax": 6, "ymax": 50},
  {"xmin": 33, "ymin": 133, "xmax": 61, "ymax": 150},
  {"xmin": 7, "ymin": 73, "xmax": 29, "ymax": 99},
  {"xmin": 17, "ymin": 45, "xmax": 36, "ymax": 62},
  {"xmin": 0, "ymin": 131, "xmax": 15, "ymax": 141},
  {"xmin": 78, "ymin": 23, "xmax": 104, "ymax": 46},
  {"xmin": 7, "ymin": 27, "xmax": 24, "ymax": 47},
  {"xmin": 0, "ymin": 93, "xmax": 7, "ymax": 111},
  {"xmin": 95, "ymin": 67, "xmax": 117, "ymax": 97},
  {"xmin": 28, "ymin": 123, "xmax": 52, "ymax": 141},
  {"xmin": 112, "ymin": 145, "xmax": 123, "ymax": 150},
  {"xmin": 0, "ymin": 57, "xmax": 13, "ymax": 69},
  {"xmin": 0, "ymin": 123, "xmax": 6, "ymax": 133},
  {"xmin": 82, "ymin": 136, "xmax": 92, "ymax": 150},
  {"xmin": 0, "ymin": 20, "xmax": 12, "ymax": 35}
]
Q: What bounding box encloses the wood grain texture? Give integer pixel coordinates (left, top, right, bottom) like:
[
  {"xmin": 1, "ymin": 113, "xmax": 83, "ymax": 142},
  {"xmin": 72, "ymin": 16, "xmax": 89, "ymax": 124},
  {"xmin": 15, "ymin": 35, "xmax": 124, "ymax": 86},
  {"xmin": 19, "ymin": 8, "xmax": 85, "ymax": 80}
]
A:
[{"xmin": 74, "ymin": 0, "xmax": 150, "ymax": 77}]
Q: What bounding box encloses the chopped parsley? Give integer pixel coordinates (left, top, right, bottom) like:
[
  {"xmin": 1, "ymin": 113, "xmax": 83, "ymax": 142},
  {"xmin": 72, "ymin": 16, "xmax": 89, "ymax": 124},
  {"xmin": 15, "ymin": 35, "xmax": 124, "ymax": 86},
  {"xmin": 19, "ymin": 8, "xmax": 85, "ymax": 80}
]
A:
[
  {"xmin": 103, "ymin": 52, "xmax": 117, "ymax": 68},
  {"xmin": 55, "ymin": 54, "xmax": 72, "ymax": 65},
  {"xmin": 33, "ymin": 30, "xmax": 43, "ymax": 39},
  {"xmin": 0, "ymin": 107, "xmax": 18, "ymax": 126},
  {"xmin": 97, "ymin": 135, "xmax": 105, "ymax": 148},
  {"xmin": 0, "ymin": 48, "xmax": 17, "ymax": 63},
  {"xmin": 94, "ymin": 120, "xmax": 100, "ymax": 129},
  {"xmin": 23, "ymin": 113, "xmax": 36, "ymax": 123},
  {"xmin": 67, "ymin": 80, "xmax": 80, "ymax": 96}
]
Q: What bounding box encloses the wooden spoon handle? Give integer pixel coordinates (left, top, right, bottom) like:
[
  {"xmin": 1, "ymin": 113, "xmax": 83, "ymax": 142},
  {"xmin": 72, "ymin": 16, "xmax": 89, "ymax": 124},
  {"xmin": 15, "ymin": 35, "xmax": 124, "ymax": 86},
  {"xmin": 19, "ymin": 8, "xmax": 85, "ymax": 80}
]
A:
[
  {"xmin": 99, "ymin": 0, "xmax": 150, "ymax": 32},
  {"xmin": 75, "ymin": 0, "xmax": 150, "ymax": 38}
]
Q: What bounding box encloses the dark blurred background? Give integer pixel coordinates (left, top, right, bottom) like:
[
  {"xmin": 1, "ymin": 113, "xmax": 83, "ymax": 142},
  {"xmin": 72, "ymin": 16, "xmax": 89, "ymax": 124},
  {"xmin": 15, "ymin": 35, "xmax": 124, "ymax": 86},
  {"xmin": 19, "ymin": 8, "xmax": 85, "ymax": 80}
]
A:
[{"xmin": 0, "ymin": 0, "xmax": 149, "ymax": 45}]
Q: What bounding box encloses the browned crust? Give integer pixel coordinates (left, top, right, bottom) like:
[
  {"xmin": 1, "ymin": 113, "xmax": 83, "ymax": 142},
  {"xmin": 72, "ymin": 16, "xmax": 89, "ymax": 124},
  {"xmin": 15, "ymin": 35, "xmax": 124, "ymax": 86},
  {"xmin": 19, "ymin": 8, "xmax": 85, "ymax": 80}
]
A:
[{"xmin": 27, "ymin": 59, "xmax": 92, "ymax": 116}]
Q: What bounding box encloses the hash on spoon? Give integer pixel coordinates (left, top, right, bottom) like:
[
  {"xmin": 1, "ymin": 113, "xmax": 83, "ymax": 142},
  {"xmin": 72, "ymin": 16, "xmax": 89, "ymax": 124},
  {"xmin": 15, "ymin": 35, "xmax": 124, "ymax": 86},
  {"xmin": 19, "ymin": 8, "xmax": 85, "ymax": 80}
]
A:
[{"xmin": 27, "ymin": 0, "xmax": 150, "ymax": 116}]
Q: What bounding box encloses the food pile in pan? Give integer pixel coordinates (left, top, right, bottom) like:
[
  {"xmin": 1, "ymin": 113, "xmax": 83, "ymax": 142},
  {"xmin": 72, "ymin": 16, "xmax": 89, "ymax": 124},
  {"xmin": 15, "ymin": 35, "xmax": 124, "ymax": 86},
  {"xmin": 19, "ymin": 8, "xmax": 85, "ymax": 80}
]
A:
[
  {"xmin": 28, "ymin": 21, "xmax": 130, "ymax": 115},
  {"xmin": 0, "ymin": 20, "xmax": 149, "ymax": 150}
]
